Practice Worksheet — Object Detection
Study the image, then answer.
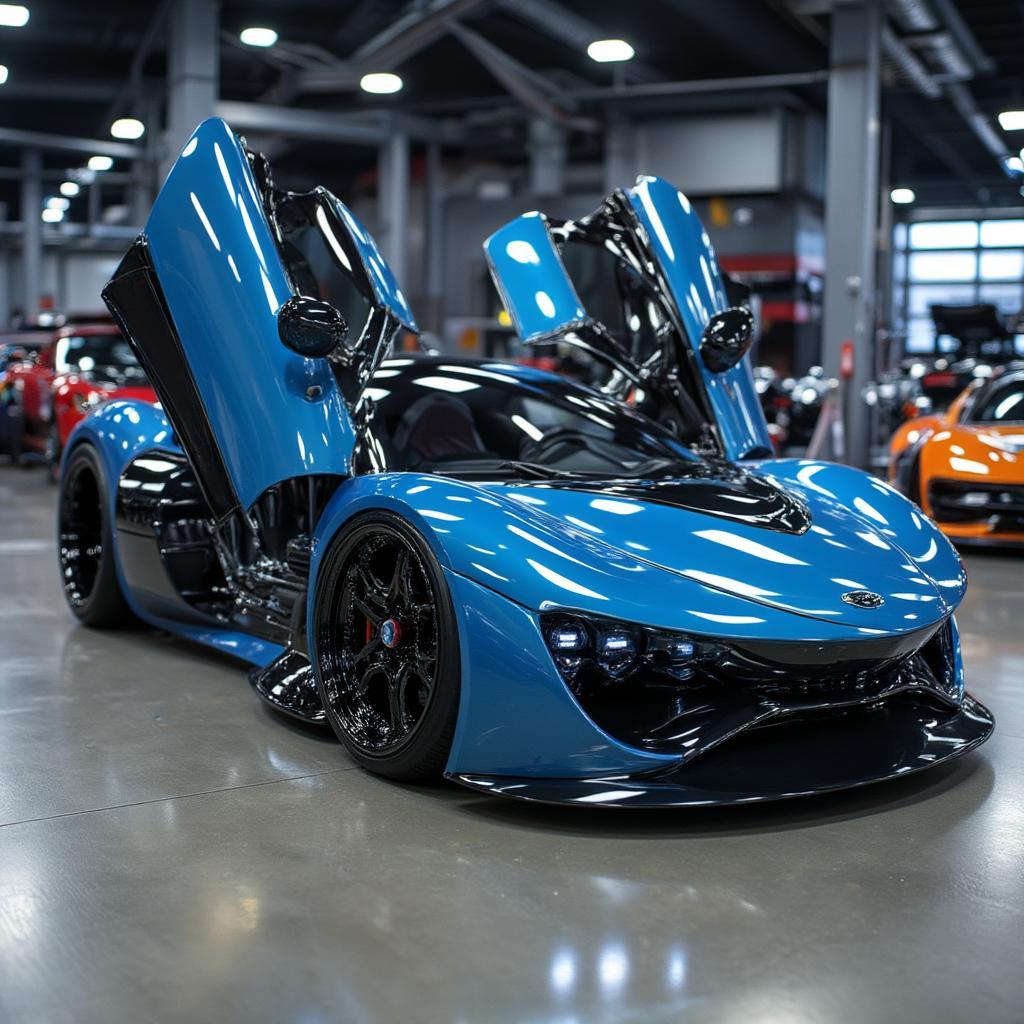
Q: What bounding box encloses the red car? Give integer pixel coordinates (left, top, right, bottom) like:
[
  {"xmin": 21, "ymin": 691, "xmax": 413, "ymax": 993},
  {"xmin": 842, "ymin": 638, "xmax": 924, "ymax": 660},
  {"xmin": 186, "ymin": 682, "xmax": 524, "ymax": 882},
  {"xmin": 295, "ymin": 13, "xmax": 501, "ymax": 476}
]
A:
[{"xmin": 0, "ymin": 323, "xmax": 156, "ymax": 472}]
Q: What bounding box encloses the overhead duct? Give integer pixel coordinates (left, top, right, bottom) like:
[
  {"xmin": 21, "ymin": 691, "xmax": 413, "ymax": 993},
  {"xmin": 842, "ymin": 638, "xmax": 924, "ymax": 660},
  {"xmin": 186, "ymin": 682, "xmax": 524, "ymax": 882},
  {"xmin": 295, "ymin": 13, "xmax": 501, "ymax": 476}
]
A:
[
  {"xmin": 880, "ymin": 0, "xmax": 1013, "ymax": 173},
  {"xmin": 881, "ymin": 24, "xmax": 940, "ymax": 99}
]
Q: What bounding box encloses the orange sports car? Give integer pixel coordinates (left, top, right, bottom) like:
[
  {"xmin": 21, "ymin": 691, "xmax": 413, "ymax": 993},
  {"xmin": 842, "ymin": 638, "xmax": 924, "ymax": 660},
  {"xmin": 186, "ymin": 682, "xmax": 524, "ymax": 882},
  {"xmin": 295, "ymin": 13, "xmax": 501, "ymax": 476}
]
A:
[{"xmin": 889, "ymin": 367, "xmax": 1024, "ymax": 546}]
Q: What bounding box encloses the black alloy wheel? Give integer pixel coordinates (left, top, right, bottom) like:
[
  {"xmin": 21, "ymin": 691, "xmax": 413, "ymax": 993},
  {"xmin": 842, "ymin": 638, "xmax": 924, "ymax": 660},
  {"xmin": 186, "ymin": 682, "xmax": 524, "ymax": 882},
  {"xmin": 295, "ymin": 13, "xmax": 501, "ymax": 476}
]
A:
[
  {"xmin": 57, "ymin": 445, "xmax": 134, "ymax": 627},
  {"xmin": 312, "ymin": 512, "xmax": 460, "ymax": 780}
]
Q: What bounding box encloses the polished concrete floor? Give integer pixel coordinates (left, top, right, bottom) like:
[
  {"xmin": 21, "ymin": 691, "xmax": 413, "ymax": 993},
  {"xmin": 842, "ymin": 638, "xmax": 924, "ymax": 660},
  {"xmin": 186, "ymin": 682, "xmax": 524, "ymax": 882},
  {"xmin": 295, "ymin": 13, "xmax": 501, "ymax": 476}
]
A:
[{"xmin": 1, "ymin": 466, "xmax": 1022, "ymax": 1024}]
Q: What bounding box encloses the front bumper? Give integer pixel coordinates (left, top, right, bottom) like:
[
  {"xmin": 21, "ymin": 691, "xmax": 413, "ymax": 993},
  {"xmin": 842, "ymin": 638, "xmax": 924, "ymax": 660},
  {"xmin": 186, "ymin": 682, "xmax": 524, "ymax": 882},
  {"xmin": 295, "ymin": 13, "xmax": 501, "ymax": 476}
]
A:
[{"xmin": 448, "ymin": 692, "xmax": 994, "ymax": 807}]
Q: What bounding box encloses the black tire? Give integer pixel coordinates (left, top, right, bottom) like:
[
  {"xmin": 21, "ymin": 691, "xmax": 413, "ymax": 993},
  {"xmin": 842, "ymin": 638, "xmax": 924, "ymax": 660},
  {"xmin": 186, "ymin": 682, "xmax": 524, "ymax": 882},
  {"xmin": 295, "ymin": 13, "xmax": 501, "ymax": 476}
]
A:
[
  {"xmin": 57, "ymin": 444, "xmax": 135, "ymax": 627},
  {"xmin": 311, "ymin": 511, "xmax": 460, "ymax": 781}
]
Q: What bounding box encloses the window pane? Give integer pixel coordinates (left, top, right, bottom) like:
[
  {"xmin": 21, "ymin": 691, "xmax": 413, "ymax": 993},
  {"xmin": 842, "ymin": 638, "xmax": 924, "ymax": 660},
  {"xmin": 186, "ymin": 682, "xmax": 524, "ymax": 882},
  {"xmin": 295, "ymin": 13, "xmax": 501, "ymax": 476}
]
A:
[
  {"xmin": 908, "ymin": 251, "xmax": 977, "ymax": 282},
  {"xmin": 907, "ymin": 283, "xmax": 975, "ymax": 317},
  {"xmin": 905, "ymin": 319, "xmax": 934, "ymax": 353},
  {"xmin": 978, "ymin": 283, "xmax": 1024, "ymax": 313},
  {"xmin": 892, "ymin": 251, "xmax": 907, "ymax": 280},
  {"xmin": 893, "ymin": 223, "xmax": 907, "ymax": 250},
  {"xmin": 972, "ymin": 379, "xmax": 1024, "ymax": 423},
  {"xmin": 980, "ymin": 220, "xmax": 1024, "ymax": 247},
  {"xmin": 908, "ymin": 221, "xmax": 978, "ymax": 250},
  {"xmin": 979, "ymin": 250, "xmax": 1024, "ymax": 282}
]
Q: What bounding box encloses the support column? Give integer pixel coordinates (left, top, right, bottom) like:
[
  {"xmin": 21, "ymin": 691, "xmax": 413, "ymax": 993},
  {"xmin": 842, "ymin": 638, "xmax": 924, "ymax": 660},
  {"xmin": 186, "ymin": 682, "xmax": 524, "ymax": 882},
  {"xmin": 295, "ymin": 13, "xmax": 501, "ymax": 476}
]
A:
[
  {"xmin": 424, "ymin": 140, "xmax": 444, "ymax": 336},
  {"xmin": 20, "ymin": 148, "xmax": 41, "ymax": 326},
  {"xmin": 165, "ymin": 0, "xmax": 220, "ymax": 177},
  {"xmin": 528, "ymin": 119, "xmax": 566, "ymax": 198},
  {"xmin": 604, "ymin": 111, "xmax": 637, "ymax": 193},
  {"xmin": 822, "ymin": 1, "xmax": 881, "ymax": 469},
  {"xmin": 379, "ymin": 129, "xmax": 410, "ymax": 294}
]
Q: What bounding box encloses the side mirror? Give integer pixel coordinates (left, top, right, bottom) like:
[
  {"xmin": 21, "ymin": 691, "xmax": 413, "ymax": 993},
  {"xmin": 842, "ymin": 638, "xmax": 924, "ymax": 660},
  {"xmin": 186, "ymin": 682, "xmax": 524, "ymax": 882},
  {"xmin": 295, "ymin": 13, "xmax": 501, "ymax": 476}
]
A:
[
  {"xmin": 699, "ymin": 307, "xmax": 754, "ymax": 373},
  {"xmin": 278, "ymin": 296, "xmax": 348, "ymax": 359}
]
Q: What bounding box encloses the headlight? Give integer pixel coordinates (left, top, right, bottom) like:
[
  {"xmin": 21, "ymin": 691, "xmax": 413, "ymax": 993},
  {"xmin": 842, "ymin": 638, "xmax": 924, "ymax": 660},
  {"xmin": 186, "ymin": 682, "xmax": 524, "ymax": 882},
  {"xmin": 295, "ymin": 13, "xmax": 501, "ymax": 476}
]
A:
[{"xmin": 541, "ymin": 612, "xmax": 714, "ymax": 690}]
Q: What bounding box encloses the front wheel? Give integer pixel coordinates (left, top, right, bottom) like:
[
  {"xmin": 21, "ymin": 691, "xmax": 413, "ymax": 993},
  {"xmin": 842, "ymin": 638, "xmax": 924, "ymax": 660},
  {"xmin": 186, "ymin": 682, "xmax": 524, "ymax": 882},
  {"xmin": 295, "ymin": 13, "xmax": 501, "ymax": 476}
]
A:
[
  {"xmin": 311, "ymin": 512, "xmax": 461, "ymax": 781},
  {"xmin": 57, "ymin": 445, "xmax": 135, "ymax": 627}
]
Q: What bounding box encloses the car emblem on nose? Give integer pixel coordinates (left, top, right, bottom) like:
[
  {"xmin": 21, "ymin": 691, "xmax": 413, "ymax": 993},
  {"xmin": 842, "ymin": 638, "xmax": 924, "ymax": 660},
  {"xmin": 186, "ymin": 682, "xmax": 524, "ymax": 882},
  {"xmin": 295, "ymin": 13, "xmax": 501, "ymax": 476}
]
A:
[{"xmin": 842, "ymin": 590, "xmax": 884, "ymax": 609}]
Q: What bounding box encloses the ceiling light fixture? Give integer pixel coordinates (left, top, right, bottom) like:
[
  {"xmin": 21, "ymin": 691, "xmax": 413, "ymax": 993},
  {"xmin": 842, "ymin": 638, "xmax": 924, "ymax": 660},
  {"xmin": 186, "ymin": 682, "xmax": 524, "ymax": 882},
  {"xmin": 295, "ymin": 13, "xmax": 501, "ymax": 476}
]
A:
[
  {"xmin": 59, "ymin": 180, "xmax": 80, "ymax": 197},
  {"xmin": 997, "ymin": 110, "xmax": 1024, "ymax": 131},
  {"xmin": 46, "ymin": 195, "xmax": 70, "ymax": 211},
  {"xmin": 42, "ymin": 208, "xmax": 64, "ymax": 223},
  {"xmin": 87, "ymin": 154, "xmax": 114, "ymax": 171},
  {"xmin": 239, "ymin": 26, "xmax": 278, "ymax": 47},
  {"xmin": 587, "ymin": 39, "xmax": 634, "ymax": 63},
  {"xmin": 890, "ymin": 187, "xmax": 916, "ymax": 204},
  {"xmin": 110, "ymin": 117, "xmax": 145, "ymax": 140},
  {"xmin": 1004, "ymin": 155, "xmax": 1024, "ymax": 175},
  {"xmin": 360, "ymin": 72, "xmax": 403, "ymax": 94},
  {"xmin": 0, "ymin": 65, "xmax": 8, "ymax": 85},
  {"xmin": 0, "ymin": 5, "xmax": 29, "ymax": 28}
]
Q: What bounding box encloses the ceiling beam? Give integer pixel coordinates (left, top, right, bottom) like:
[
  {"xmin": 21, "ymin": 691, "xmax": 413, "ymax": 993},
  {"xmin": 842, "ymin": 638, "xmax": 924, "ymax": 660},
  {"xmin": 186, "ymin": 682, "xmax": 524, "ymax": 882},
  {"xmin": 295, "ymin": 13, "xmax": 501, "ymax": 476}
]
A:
[
  {"xmin": 214, "ymin": 101, "xmax": 467, "ymax": 147},
  {"xmin": 0, "ymin": 127, "xmax": 141, "ymax": 159}
]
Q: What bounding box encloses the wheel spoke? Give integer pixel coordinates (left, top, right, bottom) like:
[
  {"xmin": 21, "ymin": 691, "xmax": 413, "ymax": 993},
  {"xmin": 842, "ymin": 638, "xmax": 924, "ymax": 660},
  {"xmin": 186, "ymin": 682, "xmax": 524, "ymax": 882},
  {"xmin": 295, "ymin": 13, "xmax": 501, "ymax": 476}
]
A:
[
  {"xmin": 387, "ymin": 663, "xmax": 412, "ymax": 732},
  {"xmin": 353, "ymin": 634, "xmax": 381, "ymax": 664},
  {"xmin": 353, "ymin": 594, "xmax": 382, "ymax": 626},
  {"xmin": 387, "ymin": 549, "xmax": 410, "ymax": 606}
]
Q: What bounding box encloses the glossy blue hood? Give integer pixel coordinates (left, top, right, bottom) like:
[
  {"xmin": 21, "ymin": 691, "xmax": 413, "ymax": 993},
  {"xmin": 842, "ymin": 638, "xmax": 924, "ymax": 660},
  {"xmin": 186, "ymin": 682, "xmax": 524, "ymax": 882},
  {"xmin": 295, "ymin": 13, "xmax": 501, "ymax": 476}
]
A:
[
  {"xmin": 478, "ymin": 474, "xmax": 959, "ymax": 634},
  {"xmin": 328, "ymin": 461, "xmax": 966, "ymax": 641}
]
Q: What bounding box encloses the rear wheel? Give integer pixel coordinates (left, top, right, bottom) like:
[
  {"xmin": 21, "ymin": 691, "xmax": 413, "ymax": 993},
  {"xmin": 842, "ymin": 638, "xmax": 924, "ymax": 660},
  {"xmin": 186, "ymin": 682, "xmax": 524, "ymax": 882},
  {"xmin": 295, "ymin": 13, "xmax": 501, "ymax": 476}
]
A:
[
  {"xmin": 57, "ymin": 445, "xmax": 134, "ymax": 627},
  {"xmin": 312, "ymin": 512, "xmax": 460, "ymax": 781}
]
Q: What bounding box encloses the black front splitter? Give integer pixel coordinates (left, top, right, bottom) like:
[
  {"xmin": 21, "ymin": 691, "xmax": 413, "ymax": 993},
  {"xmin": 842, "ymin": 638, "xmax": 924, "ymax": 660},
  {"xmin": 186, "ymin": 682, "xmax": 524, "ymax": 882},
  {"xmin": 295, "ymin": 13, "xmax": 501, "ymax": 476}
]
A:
[{"xmin": 448, "ymin": 694, "xmax": 994, "ymax": 808}]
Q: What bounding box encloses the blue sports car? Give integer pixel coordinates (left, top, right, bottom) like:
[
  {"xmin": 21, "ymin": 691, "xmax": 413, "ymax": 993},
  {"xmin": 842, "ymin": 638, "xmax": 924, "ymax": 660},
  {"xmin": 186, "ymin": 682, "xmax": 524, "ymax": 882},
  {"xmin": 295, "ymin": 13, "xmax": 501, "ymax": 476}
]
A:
[{"xmin": 57, "ymin": 118, "xmax": 993, "ymax": 807}]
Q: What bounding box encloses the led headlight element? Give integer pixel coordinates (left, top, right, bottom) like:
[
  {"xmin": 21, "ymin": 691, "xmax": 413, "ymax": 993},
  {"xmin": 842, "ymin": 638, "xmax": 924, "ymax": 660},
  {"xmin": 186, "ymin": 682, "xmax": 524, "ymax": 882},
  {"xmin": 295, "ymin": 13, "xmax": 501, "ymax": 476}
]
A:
[
  {"xmin": 548, "ymin": 621, "xmax": 586, "ymax": 651},
  {"xmin": 540, "ymin": 613, "xmax": 705, "ymax": 689},
  {"xmin": 597, "ymin": 628, "xmax": 637, "ymax": 678}
]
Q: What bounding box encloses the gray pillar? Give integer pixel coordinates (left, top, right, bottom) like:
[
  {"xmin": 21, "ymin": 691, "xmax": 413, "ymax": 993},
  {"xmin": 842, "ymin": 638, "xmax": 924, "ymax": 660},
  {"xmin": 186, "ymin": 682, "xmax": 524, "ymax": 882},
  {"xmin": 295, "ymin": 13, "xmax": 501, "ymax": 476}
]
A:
[
  {"xmin": 0, "ymin": 252, "xmax": 10, "ymax": 329},
  {"xmin": 528, "ymin": 119, "xmax": 566, "ymax": 198},
  {"xmin": 379, "ymin": 130, "xmax": 410, "ymax": 294},
  {"xmin": 822, "ymin": 1, "xmax": 881, "ymax": 469},
  {"xmin": 165, "ymin": 0, "xmax": 220, "ymax": 176},
  {"xmin": 604, "ymin": 112, "xmax": 637, "ymax": 193},
  {"xmin": 20, "ymin": 148, "xmax": 41, "ymax": 326},
  {"xmin": 424, "ymin": 141, "xmax": 444, "ymax": 336},
  {"xmin": 87, "ymin": 179, "xmax": 101, "ymax": 237}
]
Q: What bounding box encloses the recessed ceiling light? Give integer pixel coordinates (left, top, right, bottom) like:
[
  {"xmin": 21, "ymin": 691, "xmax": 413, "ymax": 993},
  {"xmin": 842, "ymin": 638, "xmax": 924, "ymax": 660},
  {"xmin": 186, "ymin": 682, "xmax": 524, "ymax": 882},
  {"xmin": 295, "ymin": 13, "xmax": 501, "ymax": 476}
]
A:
[
  {"xmin": 46, "ymin": 196, "xmax": 70, "ymax": 211},
  {"xmin": 110, "ymin": 117, "xmax": 145, "ymax": 140},
  {"xmin": 360, "ymin": 72, "xmax": 403, "ymax": 95},
  {"xmin": 239, "ymin": 26, "xmax": 277, "ymax": 47},
  {"xmin": 890, "ymin": 187, "xmax": 916, "ymax": 204},
  {"xmin": 59, "ymin": 181, "xmax": 80, "ymax": 197},
  {"xmin": 0, "ymin": 65, "xmax": 8, "ymax": 85},
  {"xmin": 87, "ymin": 155, "xmax": 114, "ymax": 171},
  {"xmin": 998, "ymin": 110, "xmax": 1024, "ymax": 131},
  {"xmin": 587, "ymin": 39, "xmax": 634, "ymax": 63},
  {"xmin": 1004, "ymin": 155, "xmax": 1024, "ymax": 174},
  {"xmin": 42, "ymin": 208, "xmax": 64, "ymax": 224},
  {"xmin": 0, "ymin": 5, "xmax": 29, "ymax": 28}
]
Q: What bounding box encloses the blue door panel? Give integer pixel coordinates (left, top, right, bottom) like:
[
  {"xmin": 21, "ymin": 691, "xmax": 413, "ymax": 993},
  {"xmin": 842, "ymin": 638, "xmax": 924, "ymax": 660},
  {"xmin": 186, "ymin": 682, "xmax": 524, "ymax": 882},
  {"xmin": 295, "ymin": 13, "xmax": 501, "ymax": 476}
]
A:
[
  {"xmin": 483, "ymin": 212, "xmax": 589, "ymax": 343},
  {"xmin": 144, "ymin": 118, "xmax": 355, "ymax": 510},
  {"xmin": 626, "ymin": 176, "xmax": 772, "ymax": 460}
]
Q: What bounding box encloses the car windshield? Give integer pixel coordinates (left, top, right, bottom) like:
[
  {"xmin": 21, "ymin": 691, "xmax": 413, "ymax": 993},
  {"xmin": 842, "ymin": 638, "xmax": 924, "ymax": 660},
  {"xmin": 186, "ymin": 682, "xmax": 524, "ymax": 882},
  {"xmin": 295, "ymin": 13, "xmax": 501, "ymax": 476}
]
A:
[
  {"xmin": 970, "ymin": 376, "xmax": 1024, "ymax": 423},
  {"xmin": 361, "ymin": 359, "xmax": 700, "ymax": 478},
  {"xmin": 54, "ymin": 333, "xmax": 149, "ymax": 387}
]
